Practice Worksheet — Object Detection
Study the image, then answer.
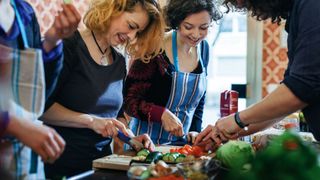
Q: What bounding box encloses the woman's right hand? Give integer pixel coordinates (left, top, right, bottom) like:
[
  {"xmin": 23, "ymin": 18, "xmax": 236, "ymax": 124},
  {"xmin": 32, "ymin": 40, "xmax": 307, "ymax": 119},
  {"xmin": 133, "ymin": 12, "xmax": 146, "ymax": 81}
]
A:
[
  {"xmin": 161, "ymin": 109, "xmax": 184, "ymax": 137},
  {"xmin": 89, "ymin": 117, "xmax": 129, "ymax": 138},
  {"xmin": 7, "ymin": 117, "xmax": 65, "ymax": 164}
]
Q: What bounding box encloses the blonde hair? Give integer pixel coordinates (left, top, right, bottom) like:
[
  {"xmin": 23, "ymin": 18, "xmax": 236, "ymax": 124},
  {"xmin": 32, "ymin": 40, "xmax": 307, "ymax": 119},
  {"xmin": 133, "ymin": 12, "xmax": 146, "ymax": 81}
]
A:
[{"xmin": 83, "ymin": 0, "xmax": 165, "ymax": 62}]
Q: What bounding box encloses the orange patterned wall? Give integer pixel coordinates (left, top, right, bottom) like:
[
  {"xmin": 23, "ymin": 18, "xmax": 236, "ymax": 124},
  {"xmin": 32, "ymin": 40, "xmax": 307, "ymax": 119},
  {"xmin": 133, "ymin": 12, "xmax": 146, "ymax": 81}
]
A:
[
  {"xmin": 262, "ymin": 21, "xmax": 288, "ymax": 97},
  {"xmin": 26, "ymin": 0, "xmax": 90, "ymax": 35},
  {"xmin": 26, "ymin": 0, "xmax": 167, "ymax": 35},
  {"xmin": 26, "ymin": 0, "xmax": 285, "ymax": 99}
]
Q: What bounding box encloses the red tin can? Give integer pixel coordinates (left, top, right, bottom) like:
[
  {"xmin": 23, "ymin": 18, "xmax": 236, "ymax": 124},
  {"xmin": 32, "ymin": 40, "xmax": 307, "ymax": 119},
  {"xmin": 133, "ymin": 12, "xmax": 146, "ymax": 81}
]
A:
[{"xmin": 220, "ymin": 90, "xmax": 239, "ymax": 117}]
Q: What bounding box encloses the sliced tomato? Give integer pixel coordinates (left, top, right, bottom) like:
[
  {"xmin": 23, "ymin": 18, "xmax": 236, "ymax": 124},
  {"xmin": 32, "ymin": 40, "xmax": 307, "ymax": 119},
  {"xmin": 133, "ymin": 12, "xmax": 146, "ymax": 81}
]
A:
[
  {"xmin": 170, "ymin": 148, "xmax": 178, "ymax": 153},
  {"xmin": 178, "ymin": 148, "xmax": 189, "ymax": 155},
  {"xmin": 191, "ymin": 146, "xmax": 203, "ymax": 157},
  {"xmin": 183, "ymin": 144, "xmax": 192, "ymax": 150}
]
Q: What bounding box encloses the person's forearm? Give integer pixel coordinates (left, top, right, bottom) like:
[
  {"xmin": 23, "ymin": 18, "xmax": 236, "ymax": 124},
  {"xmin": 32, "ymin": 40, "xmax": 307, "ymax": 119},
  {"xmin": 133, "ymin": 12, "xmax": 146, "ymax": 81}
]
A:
[
  {"xmin": 240, "ymin": 84, "xmax": 307, "ymax": 125},
  {"xmin": 42, "ymin": 39, "xmax": 62, "ymax": 53},
  {"xmin": 238, "ymin": 116, "xmax": 284, "ymax": 136},
  {"xmin": 41, "ymin": 102, "xmax": 94, "ymax": 128}
]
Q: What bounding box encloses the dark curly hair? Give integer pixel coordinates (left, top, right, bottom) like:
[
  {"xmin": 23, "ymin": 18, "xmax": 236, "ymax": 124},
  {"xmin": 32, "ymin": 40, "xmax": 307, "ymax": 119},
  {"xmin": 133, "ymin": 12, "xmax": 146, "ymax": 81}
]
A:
[
  {"xmin": 164, "ymin": 0, "xmax": 223, "ymax": 30},
  {"xmin": 223, "ymin": 0, "xmax": 293, "ymax": 24}
]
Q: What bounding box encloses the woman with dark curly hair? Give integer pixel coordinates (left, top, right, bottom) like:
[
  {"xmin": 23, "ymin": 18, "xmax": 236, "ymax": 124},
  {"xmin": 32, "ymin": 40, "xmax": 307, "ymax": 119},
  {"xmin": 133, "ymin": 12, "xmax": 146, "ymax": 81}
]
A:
[
  {"xmin": 195, "ymin": 0, "xmax": 320, "ymax": 149},
  {"xmin": 123, "ymin": 0, "xmax": 222, "ymax": 145}
]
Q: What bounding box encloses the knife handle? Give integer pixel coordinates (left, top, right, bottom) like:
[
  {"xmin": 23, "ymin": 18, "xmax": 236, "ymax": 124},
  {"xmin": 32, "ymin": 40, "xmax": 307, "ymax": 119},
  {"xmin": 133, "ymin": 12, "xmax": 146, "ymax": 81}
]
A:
[{"xmin": 117, "ymin": 130, "xmax": 131, "ymax": 143}]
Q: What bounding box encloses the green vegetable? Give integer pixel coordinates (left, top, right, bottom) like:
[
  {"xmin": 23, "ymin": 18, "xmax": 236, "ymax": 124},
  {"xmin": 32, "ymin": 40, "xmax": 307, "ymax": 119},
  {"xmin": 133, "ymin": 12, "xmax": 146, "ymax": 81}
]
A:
[
  {"xmin": 162, "ymin": 153, "xmax": 171, "ymax": 162},
  {"xmin": 140, "ymin": 170, "xmax": 150, "ymax": 179},
  {"xmin": 167, "ymin": 153, "xmax": 179, "ymax": 163},
  {"xmin": 175, "ymin": 154, "xmax": 186, "ymax": 163},
  {"xmin": 137, "ymin": 149, "xmax": 150, "ymax": 157},
  {"xmin": 145, "ymin": 151, "xmax": 163, "ymax": 163},
  {"xmin": 216, "ymin": 140, "xmax": 254, "ymax": 169}
]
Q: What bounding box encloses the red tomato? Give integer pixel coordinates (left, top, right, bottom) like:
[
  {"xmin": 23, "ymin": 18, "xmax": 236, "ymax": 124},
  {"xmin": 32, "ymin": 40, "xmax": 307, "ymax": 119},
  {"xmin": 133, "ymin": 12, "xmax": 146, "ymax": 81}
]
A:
[
  {"xmin": 170, "ymin": 148, "xmax": 178, "ymax": 153},
  {"xmin": 178, "ymin": 149, "xmax": 189, "ymax": 155},
  {"xmin": 191, "ymin": 146, "xmax": 203, "ymax": 157},
  {"xmin": 183, "ymin": 144, "xmax": 192, "ymax": 150}
]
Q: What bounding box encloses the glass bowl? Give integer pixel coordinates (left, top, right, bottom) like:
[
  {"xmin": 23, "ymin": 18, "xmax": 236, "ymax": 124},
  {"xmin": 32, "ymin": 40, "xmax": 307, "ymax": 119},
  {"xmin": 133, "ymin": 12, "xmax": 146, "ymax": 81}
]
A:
[
  {"xmin": 127, "ymin": 166, "xmax": 149, "ymax": 180},
  {"xmin": 176, "ymin": 159, "xmax": 222, "ymax": 180}
]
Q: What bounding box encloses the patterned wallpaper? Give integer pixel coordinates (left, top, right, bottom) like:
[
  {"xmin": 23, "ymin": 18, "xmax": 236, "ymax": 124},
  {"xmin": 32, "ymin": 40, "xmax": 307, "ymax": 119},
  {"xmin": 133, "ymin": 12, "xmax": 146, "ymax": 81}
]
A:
[
  {"xmin": 26, "ymin": 0, "xmax": 286, "ymax": 98},
  {"xmin": 27, "ymin": 0, "xmax": 167, "ymax": 35},
  {"xmin": 26, "ymin": 0, "xmax": 90, "ymax": 35},
  {"xmin": 262, "ymin": 21, "xmax": 288, "ymax": 97}
]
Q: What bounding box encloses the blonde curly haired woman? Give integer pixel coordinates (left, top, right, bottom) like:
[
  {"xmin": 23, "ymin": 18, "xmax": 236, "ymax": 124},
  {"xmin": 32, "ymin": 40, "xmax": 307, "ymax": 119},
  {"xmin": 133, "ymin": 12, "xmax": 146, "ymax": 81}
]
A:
[{"xmin": 41, "ymin": 0, "xmax": 165, "ymax": 178}]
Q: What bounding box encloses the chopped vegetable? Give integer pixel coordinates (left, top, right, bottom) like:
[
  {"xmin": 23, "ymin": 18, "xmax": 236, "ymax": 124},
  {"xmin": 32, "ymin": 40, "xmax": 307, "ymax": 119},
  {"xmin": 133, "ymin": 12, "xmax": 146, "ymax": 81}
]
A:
[
  {"xmin": 137, "ymin": 149, "xmax": 150, "ymax": 157},
  {"xmin": 175, "ymin": 154, "xmax": 186, "ymax": 163},
  {"xmin": 146, "ymin": 151, "xmax": 163, "ymax": 163},
  {"xmin": 169, "ymin": 145, "xmax": 205, "ymax": 157},
  {"xmin": 132, "ymin": 155, "xmax": 146, "ymax": 161},
  {"xmin": 148, "ymin": 174, "xmax": 183, "ymax": 180}
]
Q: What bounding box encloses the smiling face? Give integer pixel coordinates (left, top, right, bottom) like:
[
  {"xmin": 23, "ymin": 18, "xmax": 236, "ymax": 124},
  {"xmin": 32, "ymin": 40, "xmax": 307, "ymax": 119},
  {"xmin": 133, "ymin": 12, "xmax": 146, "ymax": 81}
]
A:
[
  {"xmin": 106, "ymin": 4, "xmax": 150, "ymax": 46},
  {"xmin": 177, "ymin": 10, "xmax": 211, "ymax": 47}
]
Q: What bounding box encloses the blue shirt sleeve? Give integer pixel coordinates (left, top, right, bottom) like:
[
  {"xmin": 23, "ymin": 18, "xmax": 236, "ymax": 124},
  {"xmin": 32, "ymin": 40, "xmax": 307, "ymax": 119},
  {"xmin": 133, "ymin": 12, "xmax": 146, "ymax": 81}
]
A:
[{"xmin": 42, "ymin": 41, "xmax": 63, "ymax": 63}]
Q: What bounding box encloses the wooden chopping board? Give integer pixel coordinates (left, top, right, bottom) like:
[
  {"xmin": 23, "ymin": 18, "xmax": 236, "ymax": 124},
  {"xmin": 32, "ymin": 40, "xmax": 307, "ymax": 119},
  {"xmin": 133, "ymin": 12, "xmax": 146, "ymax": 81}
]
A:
[
  {"xmin": 92, "ymin": 145, "xmax": 182, "ymax": 171},
  {"xmin": 92, "ymin": 154, "xmax": 133, "ymax": 171}
]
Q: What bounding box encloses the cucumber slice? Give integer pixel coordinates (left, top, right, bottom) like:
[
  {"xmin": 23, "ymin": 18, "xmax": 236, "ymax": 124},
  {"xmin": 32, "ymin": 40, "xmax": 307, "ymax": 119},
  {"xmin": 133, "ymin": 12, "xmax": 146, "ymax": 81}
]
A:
[
  {"xmin": 175, "ymin": 154, "xmax": 186, "ymax": 163},
  {"xmin": 162, "ymin": 153, "xmax": 171, "ymax": 162},
  {"xmin": 137, "ymin": 149, "xmax": 150, "ymax": 157},
  {"xmin": 145, "ymin": 151, "xmax": 163, "ymax": 163}
]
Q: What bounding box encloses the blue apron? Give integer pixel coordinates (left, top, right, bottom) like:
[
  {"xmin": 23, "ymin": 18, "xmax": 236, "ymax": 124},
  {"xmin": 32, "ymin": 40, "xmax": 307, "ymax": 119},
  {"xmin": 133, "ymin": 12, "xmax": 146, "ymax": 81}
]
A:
[{"xmin": 130, "ymin": 31, "xmax": 207, "ymax": 145}]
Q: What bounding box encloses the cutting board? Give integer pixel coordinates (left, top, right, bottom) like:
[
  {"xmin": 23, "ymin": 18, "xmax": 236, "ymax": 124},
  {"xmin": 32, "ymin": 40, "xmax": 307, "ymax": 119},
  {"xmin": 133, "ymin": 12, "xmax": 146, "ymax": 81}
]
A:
[
  {"xmin": 92, "ymin": 154, "xmax": 133, "ymax": 171},
  {"xmin": 92, "ymin": 145, "xmax": 185, "ymax": 171}
]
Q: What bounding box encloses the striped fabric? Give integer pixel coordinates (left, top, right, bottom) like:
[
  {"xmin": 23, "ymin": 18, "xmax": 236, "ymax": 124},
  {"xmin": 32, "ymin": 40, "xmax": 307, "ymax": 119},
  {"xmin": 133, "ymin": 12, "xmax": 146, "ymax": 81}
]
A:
[
  {"xmin": 0, "ymin": 44, "xmax": 45, "ymax": 119},
  {"xmin": 130, "ymin": 31, "xmax": 207, "ymax": 144},
  {"xmin": 0, "ymin": 43, "xmax": 46, "ymax": 180},
  {"xmin": 0, "ymin": 0, "xmax": 46, "ymax": 179}
]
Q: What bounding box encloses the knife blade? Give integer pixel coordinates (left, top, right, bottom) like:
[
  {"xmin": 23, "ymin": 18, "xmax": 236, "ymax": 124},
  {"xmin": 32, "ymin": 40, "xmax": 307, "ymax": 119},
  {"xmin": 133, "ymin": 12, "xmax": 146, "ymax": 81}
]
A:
[{"xmin": 117, "ymin": 130, "xmax": 144, "ymax": 149}]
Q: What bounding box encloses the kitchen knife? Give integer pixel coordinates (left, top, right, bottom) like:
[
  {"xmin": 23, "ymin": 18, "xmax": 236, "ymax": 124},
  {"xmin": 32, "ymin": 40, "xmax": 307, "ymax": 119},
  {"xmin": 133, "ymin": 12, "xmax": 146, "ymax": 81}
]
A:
[{"xmin": 117, "ymin": 130, "xmax": 144, "ymax": 149}]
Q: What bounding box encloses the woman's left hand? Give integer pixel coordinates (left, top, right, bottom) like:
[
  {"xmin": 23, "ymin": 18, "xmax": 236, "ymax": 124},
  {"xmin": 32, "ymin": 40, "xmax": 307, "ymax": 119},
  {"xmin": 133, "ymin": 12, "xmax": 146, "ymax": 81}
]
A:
[
  {"xmin": 131, "ymin": 134, "xmax": 155, "ymax": 152},
  {"xmin": 43, "ymin": 4, "xmax": 81, "ymax": 52}
]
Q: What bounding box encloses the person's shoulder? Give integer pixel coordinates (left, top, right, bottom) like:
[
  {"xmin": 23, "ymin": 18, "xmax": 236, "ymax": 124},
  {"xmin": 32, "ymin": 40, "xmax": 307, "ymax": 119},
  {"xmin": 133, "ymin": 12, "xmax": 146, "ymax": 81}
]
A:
[
  {"xmin": 17, "ymin": 0, "xmax": 35, "ymax": 16},
  {"xmin": 296, "ymin": 0, "xmax": 320, "ymax": 14},
  {"xmin": 14, "ymin": 0, "xmax": 36, "ymax": 25},
  {"xmin": 130, "ymin": 54, "xmax": 164, "ymax": 72}
]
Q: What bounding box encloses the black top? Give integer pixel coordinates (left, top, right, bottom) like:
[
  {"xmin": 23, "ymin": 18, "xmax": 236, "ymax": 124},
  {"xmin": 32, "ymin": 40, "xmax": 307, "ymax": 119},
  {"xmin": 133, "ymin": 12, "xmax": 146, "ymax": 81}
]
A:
[
  {"xmin": 44, "ymin": 31, "xmax": 126, "ymax": 177},
  {"xmin": 283, "ymin": 0, "xmax": 320, "ymax": 140}
]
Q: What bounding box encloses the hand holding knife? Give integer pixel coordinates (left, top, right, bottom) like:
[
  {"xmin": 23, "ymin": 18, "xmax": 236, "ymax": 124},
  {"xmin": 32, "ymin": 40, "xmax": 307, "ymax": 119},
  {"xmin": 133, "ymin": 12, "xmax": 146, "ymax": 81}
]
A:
[{"xmin": 117, "ymin": 130, "xmax": 145, "ymax": 150}]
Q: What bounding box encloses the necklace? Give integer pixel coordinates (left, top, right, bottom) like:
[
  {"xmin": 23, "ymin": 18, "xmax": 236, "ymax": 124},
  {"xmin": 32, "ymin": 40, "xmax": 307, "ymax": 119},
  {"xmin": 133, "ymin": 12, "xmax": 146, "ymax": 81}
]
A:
[{"xmin": 91, "ymin": 30, "xmax": 109, "ymax": 66}]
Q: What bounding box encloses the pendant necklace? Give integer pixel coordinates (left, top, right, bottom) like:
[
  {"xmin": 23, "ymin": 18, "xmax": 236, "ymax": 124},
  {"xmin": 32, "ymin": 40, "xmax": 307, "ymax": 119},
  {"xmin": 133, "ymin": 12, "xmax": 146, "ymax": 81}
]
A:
[{"xmin": 91, "ymin": 31, "xmax": 109, "ymax": 66}]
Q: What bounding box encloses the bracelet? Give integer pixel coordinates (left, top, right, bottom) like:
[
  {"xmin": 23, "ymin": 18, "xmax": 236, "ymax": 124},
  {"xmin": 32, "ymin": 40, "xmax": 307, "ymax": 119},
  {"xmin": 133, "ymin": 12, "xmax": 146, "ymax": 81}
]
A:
[
  {"xmin": 234, "ymin": 112, "xmax": 248, "ymax": 131},
  {"xmin": 0, "ymin": 111, "xmax": 10, "ymax": 137}
]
